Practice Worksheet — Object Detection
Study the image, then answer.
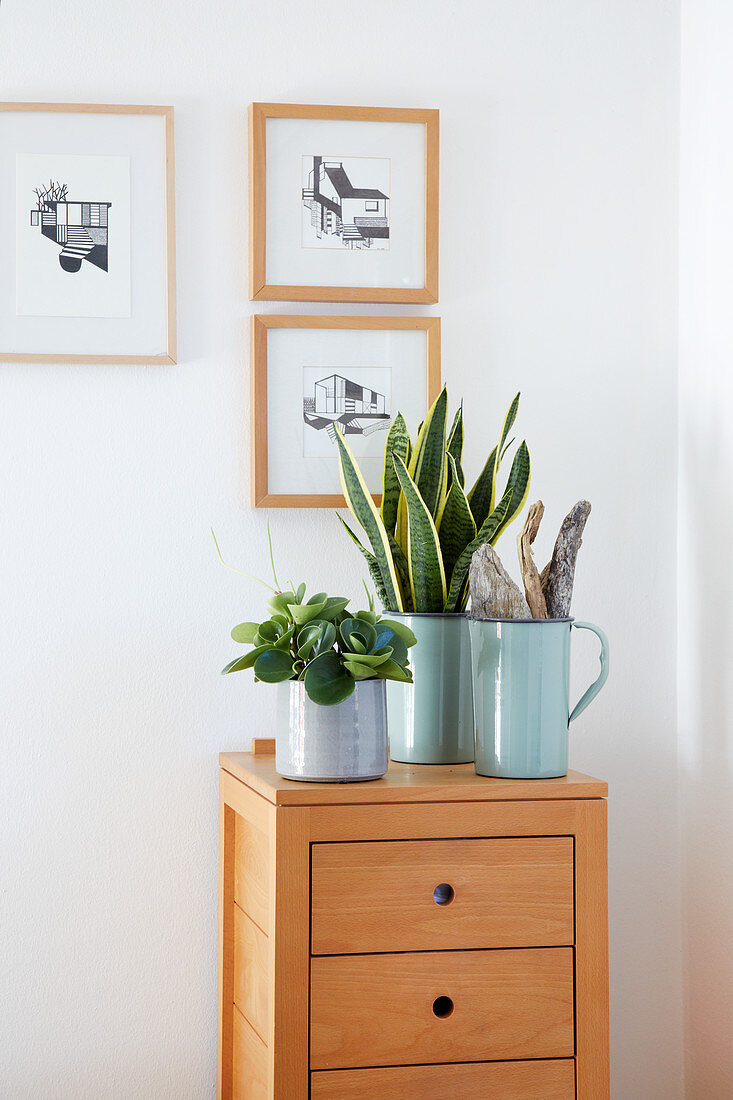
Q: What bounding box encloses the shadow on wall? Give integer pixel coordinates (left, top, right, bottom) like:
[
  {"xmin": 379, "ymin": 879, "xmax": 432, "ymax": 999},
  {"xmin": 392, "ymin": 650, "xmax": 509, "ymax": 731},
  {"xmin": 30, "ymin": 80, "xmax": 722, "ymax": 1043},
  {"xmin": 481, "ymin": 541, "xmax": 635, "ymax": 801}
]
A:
[{"xmin": 680, "ymin": 401, "xmax": 733, "ymax": 1096}]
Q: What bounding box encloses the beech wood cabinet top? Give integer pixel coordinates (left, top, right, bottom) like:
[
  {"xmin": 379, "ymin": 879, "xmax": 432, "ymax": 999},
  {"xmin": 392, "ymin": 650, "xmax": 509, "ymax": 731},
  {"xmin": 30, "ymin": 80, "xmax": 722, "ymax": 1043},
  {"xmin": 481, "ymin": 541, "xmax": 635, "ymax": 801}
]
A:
[{"xmin": 218, "ymin": 742, "xmax": 609, "ymax": 1099}]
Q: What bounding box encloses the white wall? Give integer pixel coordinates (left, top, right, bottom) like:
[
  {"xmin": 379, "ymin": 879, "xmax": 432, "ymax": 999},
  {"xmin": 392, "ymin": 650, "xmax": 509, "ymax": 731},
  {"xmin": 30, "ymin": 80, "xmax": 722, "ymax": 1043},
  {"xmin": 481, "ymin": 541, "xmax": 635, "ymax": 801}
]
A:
[
  {"xmin": 1, "ymin": 2, "xmax": 683, "ymax": 1096},
  {"xmin": 679, "ymin": 2, "xmax": 733, "ymax": 1095}
]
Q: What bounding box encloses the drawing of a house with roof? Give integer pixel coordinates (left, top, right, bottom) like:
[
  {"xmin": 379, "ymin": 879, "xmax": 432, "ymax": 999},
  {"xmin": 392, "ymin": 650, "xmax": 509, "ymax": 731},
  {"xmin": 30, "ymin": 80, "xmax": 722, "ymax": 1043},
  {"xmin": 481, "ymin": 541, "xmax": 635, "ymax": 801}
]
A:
[
  {"xmin": 29, "ymin": 180, "xmax": 112, "ymax": 273},
  {"xmin": 302, "ymin": 156, "xmax": 389, "ymax": 250},
  {"xmin": 303, "ymin": 374, "xmax": 391, "ymax": 442}
]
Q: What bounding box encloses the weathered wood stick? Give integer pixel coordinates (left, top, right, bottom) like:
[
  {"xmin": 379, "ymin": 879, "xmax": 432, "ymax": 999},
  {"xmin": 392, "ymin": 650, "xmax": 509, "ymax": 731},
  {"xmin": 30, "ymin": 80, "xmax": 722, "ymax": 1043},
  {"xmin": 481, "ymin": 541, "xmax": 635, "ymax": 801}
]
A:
[
  {"xmin": 517, "ymin": 501, "xmax": 549, "ymax": 619},
  {"xmin": 541, "ymin": 500, "xmax": 592, "ymax": 617},
  {"xmin": 469, "ymin": 542, "xmax": 530, "ymax": 620}
]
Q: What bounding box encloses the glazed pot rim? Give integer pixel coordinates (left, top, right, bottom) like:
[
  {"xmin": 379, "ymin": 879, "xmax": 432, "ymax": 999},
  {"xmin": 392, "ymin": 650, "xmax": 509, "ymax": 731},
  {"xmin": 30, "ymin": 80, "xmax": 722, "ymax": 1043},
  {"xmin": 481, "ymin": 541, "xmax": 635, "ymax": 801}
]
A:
[
  {"xmin": 467, "ymin": 616, "xmax": 574, "ymax": 624},
  {"xmin": 383, "ymin": 610, "xmax": 468, "ymax": 618}
]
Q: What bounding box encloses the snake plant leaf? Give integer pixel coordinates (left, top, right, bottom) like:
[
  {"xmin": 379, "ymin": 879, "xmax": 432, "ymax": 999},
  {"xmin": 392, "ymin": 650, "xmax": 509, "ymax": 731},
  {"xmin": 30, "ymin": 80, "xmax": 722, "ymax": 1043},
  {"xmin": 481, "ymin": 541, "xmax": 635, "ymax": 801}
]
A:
[
  {"xmin": 444, "ymin": 442, "xmax": 530, "ymax": 612},
  {"xmin": 287, "ymin": 599, "xmax": 327, "ymax": 625},
  {"xmin": 253, "ymin": 648, "xmax": 295, "ymax": 683},
  {"xmin": 380, "ymin": 413, "xmax": 412, "ymax": 537},
  {"xmin": 377, "ymin": 619, "xmax": 418, "ymax": 647},
  {"xmin": 447, "ymin": 404, "xmax": 465, "ymax": 488},
  {"xmin": 340, "ymin": 618, "xmax": 378, "ymax": 653},
  {"xmin": 438, "ymin": 452, "xmax": 478, "ymax": 584},
  {"xmin": 466, "ymin": 392, "xmax": 521, "ymax": 529},
  {"xmin": 337, "ymin": 514, "xmax": 393, "ymax": 612},
  {"xmin": 387, "ymin": 533, "xmax": 414, "ymax": 613},
  {"xmin": 304, "ymin": 651, "xmax": 355, "ymax": 706},
  {"xmin": 221, "ymin": 645, "xmax": 272, "ymax": 675},
  {"xmin": 392, "ymin": 453, "xmax": 447, "ymax": 612},
  {"xmin": 334, "ymin": 428, "xmax": 404, "ymax": 611},
  {"xmin": 407, "ymin": 385, "xmax": 449, "ymax": 519},
  {"xmin": 230, "ymin": 622, "xmax": 259, "ymax": 644},
  {"xmin": 466, "ymin": 443, "xmax": 499, "ymax": 532},
  {"xmin": 374, "ymin": 658, "xmax": 413, "ymax": 683}
]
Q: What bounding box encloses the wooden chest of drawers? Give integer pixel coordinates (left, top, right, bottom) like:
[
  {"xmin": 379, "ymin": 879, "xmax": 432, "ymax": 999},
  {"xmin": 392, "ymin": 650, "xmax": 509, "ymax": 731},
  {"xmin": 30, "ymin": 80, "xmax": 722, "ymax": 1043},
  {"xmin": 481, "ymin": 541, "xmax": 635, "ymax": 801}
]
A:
[{"xmin": 218, "ymin": 744, "xmax": 609, "ymax": 1099}]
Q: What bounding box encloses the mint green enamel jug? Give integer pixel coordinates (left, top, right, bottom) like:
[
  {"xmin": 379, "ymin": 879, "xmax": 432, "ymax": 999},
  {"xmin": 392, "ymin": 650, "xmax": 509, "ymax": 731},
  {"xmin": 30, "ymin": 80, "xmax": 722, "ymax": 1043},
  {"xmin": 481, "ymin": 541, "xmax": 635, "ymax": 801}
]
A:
[{"xmin": 468, "ymin": 618, "xmax": 609, "ymax": 779}]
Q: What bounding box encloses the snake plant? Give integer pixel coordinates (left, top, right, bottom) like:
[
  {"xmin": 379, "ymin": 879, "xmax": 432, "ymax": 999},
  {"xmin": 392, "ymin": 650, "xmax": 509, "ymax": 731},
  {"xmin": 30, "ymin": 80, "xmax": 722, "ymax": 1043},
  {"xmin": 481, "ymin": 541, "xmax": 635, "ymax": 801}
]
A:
[{"xmin": 334, "ymin": 388, "xmax": 530, "ymax": 613}]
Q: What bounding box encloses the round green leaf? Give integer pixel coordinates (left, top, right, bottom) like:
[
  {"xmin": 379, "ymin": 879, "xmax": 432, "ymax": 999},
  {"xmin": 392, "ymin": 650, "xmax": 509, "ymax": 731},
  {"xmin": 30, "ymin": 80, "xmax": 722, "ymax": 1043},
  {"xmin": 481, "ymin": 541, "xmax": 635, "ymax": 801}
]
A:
[
  {"xmin": 307, "ymin": 591, "xmax": 328, "ymax": 605},
  {"xmin": 377, "ymin": 618, "xmax": 418, "ymax": 647},
  {"xmin": 340, "ymin": 618, "xmax": 377, "ymax": 653},
  {"xmin": 342, "ymin": 649, "xmax": 392, "ymax": 668},
  {"xmin": 230, "ymin": 622, "xmax": 260, "ymax": 644},
  {"xmin": 303, "ymin": 651, "xmax": 355, "ymax": 707},
  {"xmin": 288, "ymin": 600, "xmax": 327, "ymax": 625},
  {"xmin": 273, "ymin": 624, "xmax": 296, "ymax": 650},
  {"xmin": 355, "ymin": 610, "xmax": 378, "ymax": 625},
  {"xmin": 343, "ymin": 659, "xmax": 378, "ymax": 680},
  {"xmin": 253, "ymin": 648, "xmax": 295, "ymax": 683},
  {"xmin": 295, "ymin": 581, "xmax": 307, "ymax": 604},
  {"xmin": 221, "ymin": 644, "xmax": 273, "ymax": 675},
  {"xmin": 268, "ymin": 592, "xmax": 296, "ymax": 615},
  {"xmin": 373, "ymin": 626, "xmax": 408, "ymax": 666},
  {"xmin": 319, "ymin": 597, "xmax": 350, "ymax": 621},
  {"xmin": 297, "ymin": 620, "xmax": 336, "ymax": 660},
  {"xmin": 376, "ymin": 658, "xmax": 413, "ymax": 683}
]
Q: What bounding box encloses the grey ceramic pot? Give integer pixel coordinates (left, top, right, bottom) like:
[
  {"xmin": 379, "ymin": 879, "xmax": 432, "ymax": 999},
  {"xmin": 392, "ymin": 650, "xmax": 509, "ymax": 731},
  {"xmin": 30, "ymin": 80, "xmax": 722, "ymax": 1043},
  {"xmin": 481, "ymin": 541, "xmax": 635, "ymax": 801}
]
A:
[
  {"xmin": 275, "ymin": 679, "xmax": 388, "ymax": 782},
  {"xmin": 386, "ymin": 612, "xmax": 474, "ymax": 765}
]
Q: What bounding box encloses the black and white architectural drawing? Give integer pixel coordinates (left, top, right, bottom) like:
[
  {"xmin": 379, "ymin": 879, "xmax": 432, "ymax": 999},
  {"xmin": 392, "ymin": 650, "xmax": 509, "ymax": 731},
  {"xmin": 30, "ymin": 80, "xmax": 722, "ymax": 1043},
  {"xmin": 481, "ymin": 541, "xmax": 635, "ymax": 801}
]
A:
[
  {"xmin": 303, "ymin": 373, "xmax": 391, "ymax": 441},
  {"xmin": 29, "ymin": 180, "xmax": 112, "ymax": 273},
  {"xmin": 302, "ymin": 156, "xmax": 389, "ymax": 250}
]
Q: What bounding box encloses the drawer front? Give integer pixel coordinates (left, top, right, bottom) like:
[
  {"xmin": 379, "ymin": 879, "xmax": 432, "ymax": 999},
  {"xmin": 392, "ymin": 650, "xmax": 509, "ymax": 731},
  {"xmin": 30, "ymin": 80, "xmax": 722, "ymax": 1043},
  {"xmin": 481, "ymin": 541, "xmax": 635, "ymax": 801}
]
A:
[
  {"xmin": 310, "ymin": 947, "xmax": 574, "ymax": 1070},
  {"xmin": 311, "ymin": 1059, "xmax": 576, "ymax": 1099},
  {"xmin": 311, "ymin": 836, "xmax": 574, "ymax": 954}
]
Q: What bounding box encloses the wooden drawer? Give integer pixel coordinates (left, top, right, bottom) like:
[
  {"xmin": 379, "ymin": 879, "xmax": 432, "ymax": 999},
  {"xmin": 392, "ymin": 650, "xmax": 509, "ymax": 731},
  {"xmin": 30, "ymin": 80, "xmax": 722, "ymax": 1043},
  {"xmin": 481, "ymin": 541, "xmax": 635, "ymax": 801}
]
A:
[
  {"xmin": 311, "ymin": 836, "xmax": 574, "ymax": 954},
  {"xmin": 310, "ymin": 947, "xmax": 574, "ymax": 1070},
  {"xmin": 311, "ymin": 1059, "xmax": 576, "ymax": 1099}
]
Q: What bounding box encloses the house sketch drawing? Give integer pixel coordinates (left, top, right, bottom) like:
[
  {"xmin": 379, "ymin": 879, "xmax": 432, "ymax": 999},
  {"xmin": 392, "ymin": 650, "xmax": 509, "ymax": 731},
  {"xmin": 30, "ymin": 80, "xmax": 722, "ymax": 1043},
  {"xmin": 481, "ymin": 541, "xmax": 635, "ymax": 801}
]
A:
[
  {"xmin": 30, "ymin": 180, "xmax": 112, "ymax": 273},
  {"xmin": 303, "ymin": 373, "xmax": 391, "ymax": 441},
  {"xmin": 302, "ymin": 156, "xmax": 389, "ymax": 250}
]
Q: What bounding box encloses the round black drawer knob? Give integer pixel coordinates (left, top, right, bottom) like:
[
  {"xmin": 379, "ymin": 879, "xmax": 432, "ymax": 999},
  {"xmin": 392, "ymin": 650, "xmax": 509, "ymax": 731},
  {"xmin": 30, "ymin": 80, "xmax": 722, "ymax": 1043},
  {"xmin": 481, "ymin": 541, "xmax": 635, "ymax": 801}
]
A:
[
  {"xmin": 433, "ymin": 882, "xmax": 455, "ymax": 905},
  {"xmin": 432, "ymin": 995, "xmax": 454, "ymax": 1019}
]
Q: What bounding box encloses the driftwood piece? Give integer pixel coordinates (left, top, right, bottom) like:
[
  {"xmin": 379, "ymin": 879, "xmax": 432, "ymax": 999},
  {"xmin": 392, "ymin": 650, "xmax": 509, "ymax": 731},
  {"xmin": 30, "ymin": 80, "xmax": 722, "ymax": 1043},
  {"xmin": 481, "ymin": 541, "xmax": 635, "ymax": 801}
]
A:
[
  {"xmin": 469, "ymin": 542, "xmax": 530, "ymax": 620},
  {"xmin": 517, "ymin": 501, "xmax": 549, "ymax": 619},
  {"xmin": 541, "ymin": 500, "xmax": 592, "ymax": 617}
]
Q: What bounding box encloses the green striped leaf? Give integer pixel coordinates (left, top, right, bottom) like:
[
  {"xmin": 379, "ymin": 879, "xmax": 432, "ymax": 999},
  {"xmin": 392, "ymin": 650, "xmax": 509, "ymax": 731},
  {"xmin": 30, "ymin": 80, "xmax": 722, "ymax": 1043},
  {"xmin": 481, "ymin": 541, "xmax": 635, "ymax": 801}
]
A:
[
  {"xmin": 489, "ymin": 439, "xmax": 531, "ymax": 542},
  {"xmin": 444, "ymin": 440, "xmax": 530, "ymax": 612},
  {"xmin": 336, "ymin": 515, "xmax": 391, "ymax": 611},
  {"xmin": 334, "ymin": 428, "xmax": 404, "ymax": 611},
  {"xmin": 392, "ymin": 453, "xmax": 447, "ymax": 612},
  {"xmin": 466, "ymin": 444, "xmax": 498, "ymax": 531},
  {"xmin": 467, "ymin": 393, "xmax": 520, "ymax": 529},
  {"xmin": 407, "ymin": 385, "xmax": 449, "ymax": 518},
  {"xmin": 380, "ymin": 413, "xmax": 411, "ymax": 536},
  {"xmin": 446, "ymin": 404, "xmax": 465, "ymax": 488},
  {"xmin": 438, "ymin": 453, "xmax": 477, "ymax": 586}
]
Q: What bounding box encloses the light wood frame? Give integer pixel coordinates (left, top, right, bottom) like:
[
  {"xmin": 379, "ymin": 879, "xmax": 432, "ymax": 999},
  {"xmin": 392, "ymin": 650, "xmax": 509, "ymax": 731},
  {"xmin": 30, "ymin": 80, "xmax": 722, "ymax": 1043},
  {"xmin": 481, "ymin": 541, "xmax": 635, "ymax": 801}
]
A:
[
  {"xmin": 0, "ymin": 102, "xmax": 176, "ymax": 365},
  {"xmin": 249, "ymin": 103, "xmax": 439, "ymax": 303},
  {"xmin": 251, "ymin": 314, "xmax": 441, "ymax": 509}
]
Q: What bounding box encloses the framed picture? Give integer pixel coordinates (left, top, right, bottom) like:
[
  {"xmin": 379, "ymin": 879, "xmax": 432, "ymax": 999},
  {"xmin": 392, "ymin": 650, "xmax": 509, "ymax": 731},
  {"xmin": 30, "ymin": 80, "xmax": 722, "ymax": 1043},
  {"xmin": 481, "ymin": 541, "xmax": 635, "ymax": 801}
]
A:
[
  {"xmin": 251, "ymin": 315, "xmax": 441, "ymax": 507},
  {"xmin": 249, "ymin": 103, "xmax": 438, "ymax": 304},
  {"xmin": 0, "ymin": 102, "xmax": 176, "ymax": 364}
]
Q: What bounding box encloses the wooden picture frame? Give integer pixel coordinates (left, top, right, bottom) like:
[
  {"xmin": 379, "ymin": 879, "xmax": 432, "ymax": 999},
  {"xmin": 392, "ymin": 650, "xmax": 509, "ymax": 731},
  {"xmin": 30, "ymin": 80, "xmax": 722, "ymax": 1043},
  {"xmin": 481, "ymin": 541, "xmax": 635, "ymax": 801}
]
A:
[
  {"xmin": 0, "ymin": 102, "xmax": 176, "ymax": 364},
  {"xmin": 250, "ymin": 103, "xmax": 439, "ymax": 304},
  {"xmin": 251, "ymin": 315, "xmax": 441, "ymax": 508}
]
